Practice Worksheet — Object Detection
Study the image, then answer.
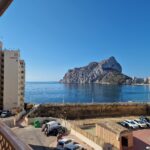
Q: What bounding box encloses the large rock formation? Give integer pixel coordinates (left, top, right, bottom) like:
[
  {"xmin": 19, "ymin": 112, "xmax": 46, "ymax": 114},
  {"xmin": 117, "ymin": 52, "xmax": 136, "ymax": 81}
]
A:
[{"xmin": 60, "ymin": 56, "xmax": 132, "ymax": 84}]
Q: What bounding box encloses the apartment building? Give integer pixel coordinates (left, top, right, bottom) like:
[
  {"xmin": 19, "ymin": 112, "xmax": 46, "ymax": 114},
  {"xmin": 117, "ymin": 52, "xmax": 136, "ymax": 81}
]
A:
[
  {"xmin": 0, "ymin": 41, "xmax": 25, "ymax": 112},
  {"xmin": 0, "ymin": 0, "xmax": 13, "ymax": 16},
  {"xmin": 145, "ymin": 77, "xmax": 150, "ymax": 84}
]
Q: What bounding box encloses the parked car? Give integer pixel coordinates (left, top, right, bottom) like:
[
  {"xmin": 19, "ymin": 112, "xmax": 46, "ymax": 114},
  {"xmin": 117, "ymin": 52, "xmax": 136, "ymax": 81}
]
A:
[
  {"xmin": 57, "ymin": 138, "xmax": 73, "ymax": 150},
  {"xmin": 140, "ymin": 116, "xmax": 150, "ymax": 122},
  {"xmin": 41, "ymin": 119, "xmax": 56, "ymax": 125},
  {"xmin": 139, "ymin": 116, "xmax": 150, "ymax": 127},
  {"xmin": 119, "ymin": 121, "xmax": 126, "ymax": 127},
  {"xmin": 42, "ymin": 119, "xmax": 50, "ymax": 125},
  {"xmin": 42, "ymin": 121, "xmax": 60, "ymax": 132},
  {"xmin": 46, "ymin": 125, "xmax": 64, "ymax": 136},
  {"xmin": 44, "ymin": 121, "xmax": 62, "ymax": 136},
  {"xmin": 134, "ymin": 119, "xmax": 147, "ymax": 128},
  {"xmin": 42, "ymin": 120, "xmax": 60, "ymax": 132},
  {"xmin": 64, "ymin": 142, "xmax": 83, "ymax": 150},
  {"xmin": 0, "ymin": 110, "xmax": 2, "ymax": 115},
  {"xmin": 120, "ymin": 120, "xmax": 139, "ymax": 129},
  {"xmin": 1, "ymin": 110, "xmax": 11, "ymax": 118}
]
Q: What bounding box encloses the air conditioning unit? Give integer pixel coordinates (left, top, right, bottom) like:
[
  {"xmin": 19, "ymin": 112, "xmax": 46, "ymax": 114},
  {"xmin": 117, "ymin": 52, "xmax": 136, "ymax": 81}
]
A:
[{"xmin": 0, "ymin": 0, "xmax": 13, "ymax": 16}]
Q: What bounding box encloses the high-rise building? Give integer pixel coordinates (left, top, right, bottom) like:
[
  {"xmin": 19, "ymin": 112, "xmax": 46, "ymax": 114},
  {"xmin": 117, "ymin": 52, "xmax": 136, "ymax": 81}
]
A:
[
  {"xmin": 0, "ymin": 41, "xmax": 25, "ymax": 112},
  {"xmin": 0, "ymin": 0, "xmax": 13, "ymax": 16}
]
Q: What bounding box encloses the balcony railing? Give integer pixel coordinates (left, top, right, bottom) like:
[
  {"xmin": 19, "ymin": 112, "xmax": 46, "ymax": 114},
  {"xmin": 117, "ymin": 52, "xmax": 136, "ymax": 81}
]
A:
[{"xmin": 0, "ymin": 121, "xmax": 32, "ymax": 150}]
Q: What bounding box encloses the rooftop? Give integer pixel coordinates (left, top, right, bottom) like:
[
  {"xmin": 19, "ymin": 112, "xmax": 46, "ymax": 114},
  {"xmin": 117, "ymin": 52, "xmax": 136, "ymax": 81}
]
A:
[{"xmin": 97, "ymin": 121, "xmax": 130, "ymax": 136}]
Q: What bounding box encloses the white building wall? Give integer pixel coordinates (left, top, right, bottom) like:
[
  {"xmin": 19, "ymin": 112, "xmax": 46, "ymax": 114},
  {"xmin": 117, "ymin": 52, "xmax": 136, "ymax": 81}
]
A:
[{"xmin": 3, "ymin": 51, "xmax": 20, "ymax": 110}]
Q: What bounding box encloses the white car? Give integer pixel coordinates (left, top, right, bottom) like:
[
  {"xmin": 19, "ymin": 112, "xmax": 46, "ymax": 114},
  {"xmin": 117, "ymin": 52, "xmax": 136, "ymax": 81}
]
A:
[
  {"xmin": 134, "ymin": 119, "xmax": 147, "ymax": 128},
  {"xmin": 57, "ymin": 138, "xmax": 73, "ymax": 150},
  {"xmin": 45, "ymin": 121, "xmax": 60, "ymax": 131},
  {"xmin": 64, "ymin": 141, "xmax": 86, "ymax": 150},
  {"xmin": 44, "ymin": 121, "xmax": 62, "ymax": 136},
  {"xmin": 42, "ymin": 120, "xmax": 58, "ymax": 132},
  {"xmin": 64, "ymin": 143, "xmax": 81, "ymax": 150},
  {"xmin": 139, "ymin": 116, "xmax": 150, "ymax": 127},
  {"xmin": 121, "ymin": 120, "xmax": 139, "ymax": 129}
]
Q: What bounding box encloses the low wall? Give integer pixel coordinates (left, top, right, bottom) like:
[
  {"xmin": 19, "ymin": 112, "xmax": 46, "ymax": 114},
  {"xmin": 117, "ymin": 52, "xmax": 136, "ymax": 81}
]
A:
[
  {"xmin": 28, "ymin": 103, "xmax": 150, "ymax": 119},
  {"xmin": 0, "ymin": 110, "xmax": 26, "ymax": 128},
  {"xmin": 59, "ymin": 119, "xmax": 104, "ymax": 150},
  {"xmin": 71, "ymin": 124, "xmax": 104, "ymax": 150},
  {"xmin": 71, "ymin": 128, "xmax": 102, "ymax": 150},
  {"xmin": 60, "ymin": 119, "xmax": 117, "ymax": 150},
  {"xmin": 0, "ymin": 121, "xmax": 32, "ymax": 150},
  {"xmin": 2, "ymin": 117, "xmax": 15, "ymax": 128},
  {"xmin": 15, "ymin": 110, "xmax": 26, "ymax": 122}
]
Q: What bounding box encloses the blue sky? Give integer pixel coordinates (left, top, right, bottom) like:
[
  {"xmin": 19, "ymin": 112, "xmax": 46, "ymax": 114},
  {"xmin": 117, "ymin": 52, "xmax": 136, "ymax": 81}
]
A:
[{"xmin": 0, "ymin": 0, "xmax": 150, "ymax": 81}]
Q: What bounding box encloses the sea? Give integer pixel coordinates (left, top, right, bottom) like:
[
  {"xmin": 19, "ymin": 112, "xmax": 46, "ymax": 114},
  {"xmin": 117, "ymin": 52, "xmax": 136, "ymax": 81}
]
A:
[{"xmin": 25, "ymin": 82, "xmax": 150, "ymax": 104}]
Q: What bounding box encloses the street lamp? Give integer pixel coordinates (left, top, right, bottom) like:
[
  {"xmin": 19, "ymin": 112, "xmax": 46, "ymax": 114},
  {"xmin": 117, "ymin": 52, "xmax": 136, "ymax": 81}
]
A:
[{"xmin": 0, "ymin": 0, "xmax": 13, "ymax": 16}]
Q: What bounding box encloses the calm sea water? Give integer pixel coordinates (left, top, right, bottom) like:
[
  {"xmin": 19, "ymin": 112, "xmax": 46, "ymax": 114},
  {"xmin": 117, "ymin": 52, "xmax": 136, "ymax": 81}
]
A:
[{"xmin": 25, "ymin": 82, "xmax": 150, "ymax": 104}]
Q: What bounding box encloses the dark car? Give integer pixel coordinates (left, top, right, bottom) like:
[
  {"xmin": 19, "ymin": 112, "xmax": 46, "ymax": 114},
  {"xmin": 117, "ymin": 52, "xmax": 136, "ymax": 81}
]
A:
[
  {"xmin": 140, "ymin": 116, "xmax": 150, "ymax": 122},
  {"xmin": 45, "ymin": 126, "xmax": 66, "ymax": 136},
  {"xmin": 1, "ymin": 110, "xmax": 11, "ymax": 118},
  {"xmin": 0, "ymin": 110, "xmax": 2, "ymax": 115},
  {"xmin": 139, "ymin": 116, "xmax": 150, "ymax": 127}
]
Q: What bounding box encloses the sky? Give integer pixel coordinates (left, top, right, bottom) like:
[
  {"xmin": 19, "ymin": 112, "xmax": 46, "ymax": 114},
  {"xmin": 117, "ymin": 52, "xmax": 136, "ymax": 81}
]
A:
[{"xmin": 0, "ymin": 0, "xmax": 150, "ymax": 81}]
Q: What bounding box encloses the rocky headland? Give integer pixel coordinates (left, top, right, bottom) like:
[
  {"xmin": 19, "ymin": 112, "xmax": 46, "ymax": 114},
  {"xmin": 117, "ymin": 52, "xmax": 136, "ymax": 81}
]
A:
[{"xmin": 60, "ymin": 56, "xmax": 132, "ymax": 85}]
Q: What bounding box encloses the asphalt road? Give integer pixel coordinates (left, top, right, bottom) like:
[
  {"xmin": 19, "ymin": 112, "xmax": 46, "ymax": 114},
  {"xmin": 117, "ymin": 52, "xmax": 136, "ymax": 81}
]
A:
[
  {"xmin": 11, "ymin": 125, "xmax": 93, "ymax": 150},
  {"xmin": 12, "ymin": 125, "xmax": 56, "ymax": 150}
]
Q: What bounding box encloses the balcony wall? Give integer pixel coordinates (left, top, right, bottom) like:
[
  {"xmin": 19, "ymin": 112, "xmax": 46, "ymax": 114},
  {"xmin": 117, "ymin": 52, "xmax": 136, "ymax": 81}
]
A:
[{"xmin": 0, "ymin": 121, "xmax": 32, "ymax": 150}]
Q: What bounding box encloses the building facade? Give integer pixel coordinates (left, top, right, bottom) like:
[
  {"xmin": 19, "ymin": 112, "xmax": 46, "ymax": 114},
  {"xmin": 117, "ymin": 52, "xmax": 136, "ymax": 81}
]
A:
[
  {"xmin": 0, "ymin": 41, "xmax": 25, "ymax": 112},
  {"xmin": 0, "ymin": 0, "xmax": 13, "ymax": 16},
  {"xmin": 96, "ymin": 122, "xmax": 133, "ymax": 150},
  {"xmin": 144, "ymin": 77, "xmax": 150, "ymax": 84},
  {"xmin": 132, "ymin": 77, "xmax": 145, "ymax": 84}
]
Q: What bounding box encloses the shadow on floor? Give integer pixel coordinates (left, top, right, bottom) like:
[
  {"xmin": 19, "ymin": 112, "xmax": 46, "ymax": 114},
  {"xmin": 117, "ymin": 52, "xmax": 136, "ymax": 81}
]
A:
[{"xmin": 30, "ymin": 144, "xmax": 57, "ymax": 150}]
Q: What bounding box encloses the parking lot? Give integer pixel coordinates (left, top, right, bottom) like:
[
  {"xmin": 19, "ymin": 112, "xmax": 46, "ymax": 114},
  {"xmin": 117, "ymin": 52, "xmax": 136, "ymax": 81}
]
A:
[
  {"xmin": 11, "ymin": 125, "xmax": 93, "ymax": 150},
  {"xmin": 11, "ymin": 116, "xmax": 150, "ymax": 150}
]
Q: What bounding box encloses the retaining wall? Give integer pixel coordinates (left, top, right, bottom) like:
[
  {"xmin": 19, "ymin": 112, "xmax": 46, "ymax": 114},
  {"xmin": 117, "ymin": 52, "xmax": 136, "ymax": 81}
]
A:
[{"xmin": 28, "ymin": 103, "xmax": 150, "ymax": 119}]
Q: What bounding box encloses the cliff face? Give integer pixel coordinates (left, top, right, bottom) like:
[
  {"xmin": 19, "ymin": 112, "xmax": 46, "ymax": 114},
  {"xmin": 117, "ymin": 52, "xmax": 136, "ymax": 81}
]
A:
[{"xmin": 60, "ymin": 56, "xmax": 132, "ymax": 84}]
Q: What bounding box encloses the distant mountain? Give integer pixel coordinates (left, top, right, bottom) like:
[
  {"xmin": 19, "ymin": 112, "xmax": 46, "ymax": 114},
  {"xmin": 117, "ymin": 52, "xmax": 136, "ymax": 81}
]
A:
[{"xmin": 60, "ymin": 56, "xmax": 132, "ymax": 84}]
